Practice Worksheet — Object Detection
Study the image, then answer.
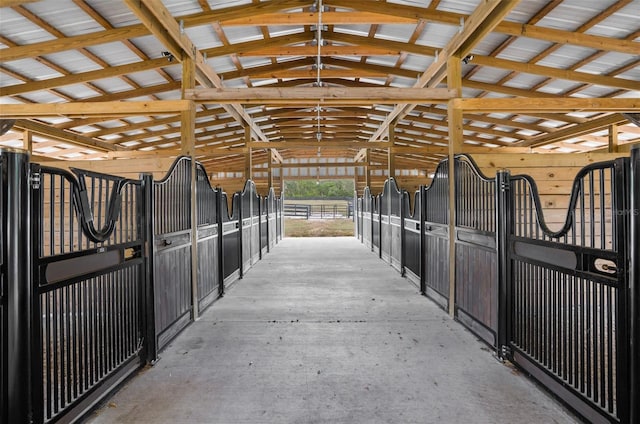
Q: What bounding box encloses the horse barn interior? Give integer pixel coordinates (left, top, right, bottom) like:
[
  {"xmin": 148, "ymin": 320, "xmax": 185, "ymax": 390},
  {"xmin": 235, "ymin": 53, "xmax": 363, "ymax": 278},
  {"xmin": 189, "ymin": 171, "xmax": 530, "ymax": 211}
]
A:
[{"xmin": 1, "ymin": 0, "xmax": 639, "ymax": 423}]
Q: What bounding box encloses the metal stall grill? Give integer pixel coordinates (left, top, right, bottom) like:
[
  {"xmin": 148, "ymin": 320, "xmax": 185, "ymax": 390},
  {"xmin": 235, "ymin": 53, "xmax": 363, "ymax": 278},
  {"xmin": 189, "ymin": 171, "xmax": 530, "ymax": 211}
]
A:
[
  {"xmin": 362, "ymin": 187, "xmax": 372, "ymax": 249},
  {"xmin": 372, "ymin": 194, "xmax": 381, "ymax": 254},
  {"xmin": 221, "ymin": 191, "xmax": 241, "ymax": 286},
  {"xmin": 30, "ymin": 164, "xmax": 145, "ymax": 423},
  {"xmin": 402, "ymin": 190, "xmax": 422, "ymax": 286},
  {"xmin": 152, "ymin": 157, "xmax": 192, "ymax": 351},
  {"xmin": 387, "ymin": 179, "xmax": 403, "ymax": 272},
  {"xmin": 454, "ymin": 156, "xmax": 498, "ymax": 347},
  {"xmin": 507, "ymin": 159, "xmax": 630, "ymax": 424},
  {"xmin": 423, "ymin": 159, "xmax": 450, "ymax": 311},
  {"xmin": 260, "ymin": 195, "xmax": 268, "ymax": 258},
  {"xmin": 196, "ymin": 163, "xmax": 221, "ymax": 313},
  {"xmin": 267, "ymin": 189, "xmax": 277, "ymax": 251}
]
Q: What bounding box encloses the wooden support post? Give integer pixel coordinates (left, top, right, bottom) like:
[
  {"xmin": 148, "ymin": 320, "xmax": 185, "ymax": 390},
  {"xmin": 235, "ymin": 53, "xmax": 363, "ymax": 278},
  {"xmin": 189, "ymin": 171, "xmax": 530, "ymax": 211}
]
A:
[
  {"xmin": 244, "ymin": 125, "xmax": 252, "ymax": 181},
  {"xmin": 267, "ymin": 149, "xmax": 274, "ymax": 190},
  {"xmin": 22, "ymin": 129, "xmax": 32, "ymax": 153},
  {"xmin": 608, "ymin": 124, "xmax": 619, "ymax": 153},
  {"xmin": 388, "ymin": 122, "xmax": 396, "ymax": 180},
  {"xmin": 447, "ymin": 55, "xmax": 463, "ymax": 318},
  {"xmin": 365, "ymin": 150, "xmax": 371, "ymax": 188},
  {"xmin": 182, "ymin": 57, "xmax": 199, "ymax": 320}
]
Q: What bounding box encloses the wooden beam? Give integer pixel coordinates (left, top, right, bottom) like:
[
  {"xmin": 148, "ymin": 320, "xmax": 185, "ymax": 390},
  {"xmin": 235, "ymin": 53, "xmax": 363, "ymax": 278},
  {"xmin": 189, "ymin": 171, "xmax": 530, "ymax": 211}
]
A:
[
  {"xmin": 237, "ymin": 45, "xmax": 404, "ymax": 57},
  {"xmin": 248, "ymin": 69, "xmax": 389, "ymax": 80},
  {"xmin": 517, "ymin": 115, "xmax": 629, "ymax": 148},
  {"xmin": 221, "ymin": 11, "xmax": 416, "ymax": 26},
  {"xmin": 447, "ymin": 54, "xmax": 462, "ymax": 318},
  {"xmin": 471, "ymin": 55, "xmax": 639, "ymax": 91},
  {"xmin": 0, "ymin": 58, "xmax": 171, "ymax": 96},
  {"xmin": 12, "ymin": 119, "xmax": 120, "ymax": 152},
  {"xmin": 185, "ymin": 87, "xmax": 455, "ymax": 104},
  {"xmin": 0, "ymin": 100, "xmax": 191, "ymax": 118},
  {"xmin": 609, "ymin": 124, "xmax": 619, "ymax": 153},
  {"xmin": 455, "ymin": 97, "xmax": 640, "ymax": 113},
  {"xmin": 21, "ymin": 129, "xmax": 32, "ymax": 153}
]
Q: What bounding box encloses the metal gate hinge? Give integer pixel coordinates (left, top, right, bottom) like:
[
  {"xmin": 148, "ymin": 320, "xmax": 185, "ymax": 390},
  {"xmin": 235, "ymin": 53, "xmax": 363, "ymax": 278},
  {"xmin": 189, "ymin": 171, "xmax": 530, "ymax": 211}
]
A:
[
  {"xmin": 500, "ymin": 345, "xmax": 512, "ymax": 359},
  {"xmin": 500, "ymin": 182, "xmax": 510, "ymax": 192},
  {"xmin": 30, "ymin": 172, "xmax": 40, "ymax": 189}
]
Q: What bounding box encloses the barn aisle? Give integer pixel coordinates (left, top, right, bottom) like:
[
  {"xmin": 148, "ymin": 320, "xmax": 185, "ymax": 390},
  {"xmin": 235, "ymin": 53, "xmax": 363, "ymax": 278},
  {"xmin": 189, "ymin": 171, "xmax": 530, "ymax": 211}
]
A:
[{"xmin": 89, "ymin": 237, "xmax": 577, "ymax": 424}]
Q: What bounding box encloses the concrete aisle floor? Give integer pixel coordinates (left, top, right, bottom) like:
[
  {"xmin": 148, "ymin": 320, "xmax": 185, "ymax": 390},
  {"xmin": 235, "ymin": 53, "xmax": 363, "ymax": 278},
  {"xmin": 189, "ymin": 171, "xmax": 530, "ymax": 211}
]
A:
[{"xmin": 89, "ymin": 237, "xmax": 579, "ymax": 424}]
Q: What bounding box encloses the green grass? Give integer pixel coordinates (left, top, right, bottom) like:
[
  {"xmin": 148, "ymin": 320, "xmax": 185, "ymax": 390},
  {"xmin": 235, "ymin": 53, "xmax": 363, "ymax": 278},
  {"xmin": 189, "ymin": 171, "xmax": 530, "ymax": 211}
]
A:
[{"xmin": 284, "ymin": 218, "xmax": 354, "ymax": 237}]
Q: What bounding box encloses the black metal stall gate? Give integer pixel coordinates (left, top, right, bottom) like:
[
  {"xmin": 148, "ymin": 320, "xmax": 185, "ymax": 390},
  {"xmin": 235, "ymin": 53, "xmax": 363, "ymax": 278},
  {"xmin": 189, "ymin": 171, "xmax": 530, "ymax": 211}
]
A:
[
  {"xmin": 0, "ymin": 151, "xmax": 283, "ymax": 424},
  {"xmin": 355, "ymin": 149, "xmax": 640, "ymax": 424}
]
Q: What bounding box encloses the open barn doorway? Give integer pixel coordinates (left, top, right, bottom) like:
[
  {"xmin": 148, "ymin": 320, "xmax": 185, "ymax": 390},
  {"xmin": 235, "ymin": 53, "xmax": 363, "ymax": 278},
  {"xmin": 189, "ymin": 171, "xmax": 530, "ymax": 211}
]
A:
[{"xmin": 283, "ymin": 179, "xmax": 355, "ymax": 237}]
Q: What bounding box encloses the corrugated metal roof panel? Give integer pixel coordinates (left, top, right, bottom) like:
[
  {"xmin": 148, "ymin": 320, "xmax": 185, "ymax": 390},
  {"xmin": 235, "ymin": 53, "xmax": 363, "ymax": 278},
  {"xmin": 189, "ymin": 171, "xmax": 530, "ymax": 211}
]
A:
[
  {"xmin": 85, "ymin": 41, "xmax": 146, "ymax": 67},
  {"xmin": 0, "ymin": 7, "xmax": 55, "ymax": 44},
  {"xmin": 55, "ymin": 84, "xmax": 102, "ymax": 100},
  {"xmin": 163, "ymin": 0, "xmax": 203, "ymax": 16},
  {"xmin": 223, "ymin": 26, "xmax": 264, "ymax": 44},
  {"xmin": 79, "ymin": 0, "xmax": 139, "ymax": 28},
  {"xmin": 437, "ymin": 0, "xmax": 481, "ymax": 15},
  {"xmin": 18, "ymin": 0, "xmax": 103, "ymax": 37},
  {"xmin": 497, "ymin": 37, "xmax": 555, "ymax": 62},
  {"xmin": 416, "ymin": 22, "xmax": 459, "ymax": 49},
  {"xmin": 2, "ymin": 58, "xmax": 64, "ymax": 81},
  {"xmin": 186, "ymin": 26, "xmax": 223, "ymax": 49},
  {"xmin": 376, "ymin": 24, "xmax": 415, "ymax": 43},
  {"xmin": 576, "ymin": 52, "xmax": 640, "ymax": 78},
  {"xmin": 586, "ymin": 2, "xmax": 640, "ymax": 38},
  {"xmin": 537, "ymin": 0, "xmax": 619, "ymax": 31},
  {"xmin": 40, "ymin": 50, "xmax": 103, "ymax": 74},
  {"xmin": 467, "ymin": 67, "xmax": 512, "ymax": 84}
]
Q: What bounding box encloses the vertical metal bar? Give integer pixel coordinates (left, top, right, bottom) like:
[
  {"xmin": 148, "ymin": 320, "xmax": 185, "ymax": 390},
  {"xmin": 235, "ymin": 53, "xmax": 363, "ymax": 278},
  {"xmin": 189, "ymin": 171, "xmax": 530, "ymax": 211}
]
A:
[
  {"xmin": 613, "ymin": 157, "xmax": 631, "ymax": 422},
  {"xmin": 630, "ymin": 145, "xmax": 640, "ymax": 424},
  {"xmin": 141, "ymin": 174, "xmax": 157, "ymax": 364},
  {"xmin": 258, "ymin": 196, "xmax": 263, "ymax": 260},
  {"xmin": 400, "ymin": 190, "xmax": 405, "ymax": 276},
  {"xmin": 2, "ymin": 150, "xmax": 32, "ymax": 423},
  {"xmin": 419, "ymin": 186, "xmax": 426, "ymax": 295},
  {"xmin": 238, "ymin": 193, "xmax": 244, "ymax": 279},
  {"xmin": 217, "ymin": 190, "xmax": 225, "ymax": 297},
  {"xmin": 496, "ymin": 170, "xmax": 511, "ymax": 357}
]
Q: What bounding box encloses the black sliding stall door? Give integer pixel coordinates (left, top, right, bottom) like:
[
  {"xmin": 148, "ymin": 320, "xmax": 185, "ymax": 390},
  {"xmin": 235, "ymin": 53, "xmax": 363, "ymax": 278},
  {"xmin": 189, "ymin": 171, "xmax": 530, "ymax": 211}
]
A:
[
  {"xmin": 30, "ymin": 163, "xmax": 146, "ymax": 423},
  {"xmin": 506, "ymin": 158, "xmax": 631, "ymax": 424},
  {"xmin": 152, "ymin": 158, "xmax": 193, "ymax": 351}
]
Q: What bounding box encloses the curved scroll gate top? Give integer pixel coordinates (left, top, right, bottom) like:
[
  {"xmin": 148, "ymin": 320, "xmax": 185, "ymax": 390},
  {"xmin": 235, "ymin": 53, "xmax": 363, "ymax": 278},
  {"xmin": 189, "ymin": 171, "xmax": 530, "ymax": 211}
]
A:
[
  {"xmin": 41, "ymin": 165, "xmax": 138, "ymax": 244},
  {"xmin": 153, "ymin": 156, "xmax": 191, "ymax": 235},
  {"xmin": 454, "ymin": 154, "xmax": 496, "ymax": 233},
  {"xmin": 379, "ymin": 177, "xmax": 402, "ymax": 217},
  {"xmin": 196, "ymin": 161, "xmax": 217, "ymax": 226},
  {"xmin": 424, "ymin": 158, "xmax": 449, "ymax": 224},
  {"xmin": 241, "ymin": 179, "xmax": 259, "ymax": 218},
  {"xmin": 511, "ymin": 159, "xmax": 622, "ymax": 242},
  {"xmin": 221, "ymin": 191, "xmax": 239, "ymax": 222}
]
